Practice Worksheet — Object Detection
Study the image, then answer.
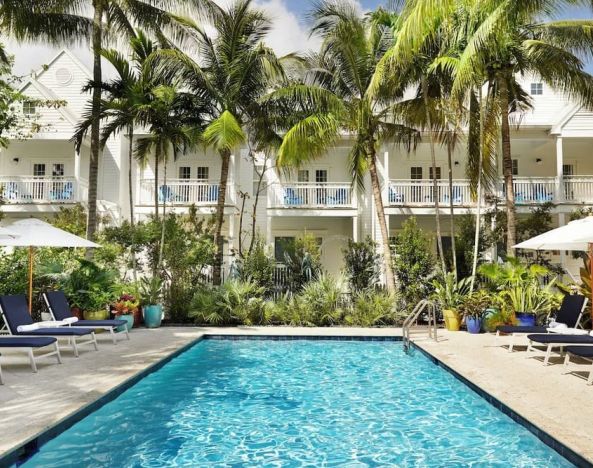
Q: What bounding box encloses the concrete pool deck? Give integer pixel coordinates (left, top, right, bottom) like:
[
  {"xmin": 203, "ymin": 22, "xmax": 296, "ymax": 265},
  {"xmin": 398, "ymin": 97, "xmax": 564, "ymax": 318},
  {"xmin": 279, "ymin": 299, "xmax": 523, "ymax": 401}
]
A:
[{"xmin": 0, "ymin": 326, "xmax": 592, "ymax": 464}]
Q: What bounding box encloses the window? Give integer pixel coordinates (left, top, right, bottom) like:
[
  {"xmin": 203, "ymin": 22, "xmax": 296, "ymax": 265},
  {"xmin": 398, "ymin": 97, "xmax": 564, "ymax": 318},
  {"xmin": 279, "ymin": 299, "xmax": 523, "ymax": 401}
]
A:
[
  {"xmin": 315, "ymin": 169, "xmax": 328, "ymax": 183},
  {"xmin": 52, "ymin": 163, "xmax": 64, "ymax": 177},
  {"xmin": 530, "ymin": 83, "xmax": 543, "ymax": 95},
  {"xmin": 429, "ymin": 167, "xmax": 442, "ymax": 180},
  {"xmin": 23, "ymin": 101, "xmax": 36, "ymax": 116},
  {"xmin": 297, "ymin": 170, "xmax": 309, "ymax": 182},
  {"xmin": 563, "ymin": 164, "xmax": 575, "ymax": 177},
  {"xmin": 196, "ymin": 167, "xmax": 209, "ymax": 180},
  {"xmin": 411, "ymin": 167, "xmax": 423, "ymax": 180},
  {"xmin": 33, "ymin": 163, "xmax": 46, "ymax": 177},
  {"xmin": 512, "ymin": 159, "xmax": 519, "ymax": 176},
  {"xmin": 179, "ymin": 167, "xmax": 191, "ymax": 179}
]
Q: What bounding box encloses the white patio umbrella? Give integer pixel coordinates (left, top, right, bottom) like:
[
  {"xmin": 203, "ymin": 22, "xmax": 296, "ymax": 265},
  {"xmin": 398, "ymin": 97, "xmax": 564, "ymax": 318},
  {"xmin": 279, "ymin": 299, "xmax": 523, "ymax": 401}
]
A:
[
  {"xmin": 514, "ymin": 216, "xmax": 593, "ymax": 317},
  {"xmin": 0, "ymin": 226, "xmax": 18, "ymax": 239},
  {"xmin": 0, "ymin": 218, "xmax": 100, "ymax": 312}
]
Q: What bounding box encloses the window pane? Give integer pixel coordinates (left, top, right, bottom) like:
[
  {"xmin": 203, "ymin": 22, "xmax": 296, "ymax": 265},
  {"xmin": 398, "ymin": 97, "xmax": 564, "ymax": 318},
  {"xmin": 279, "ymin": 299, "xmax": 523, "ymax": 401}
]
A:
[
  {"xmin": 563, "ymin": 164, "xmax": 574, "ymax": 176},
  {"xmin": 52, "ymin": 164, "xmax": 64, "ymax": 177},
  {"xmin": 297, "ymin": 170, "xmax": 309, "ymax": 182},
  {"xmin": 315, "ymin": 170, "xmax": 328, "ymax": 183},
  {"xmin": 23, "ymin": 101, "xmax": 36, "ymax": 116},
  {"xmin": 179, "ymin": 167, "xmax": 191, "ymax": 179},
  {"xmin": 33, "ymin": 164, "xmax": 45, "ymax": 177},
  {"xmin": 530, "ymin": 83, "xmax": 543, "ymax": 95},
  {"xmin": 512, "ymin": 159, "xmax": 519, "ymax": 176},
  {"xmin": 196, "ymin": 167, "xmax": 209, "ymax": 180},
  {"xmin": 411, "ymin": 167, "xmax": 422, "ymax": 179},
  {"xmin": 429, "ymin": 167, "xmax": 441, "ymax": 179}
]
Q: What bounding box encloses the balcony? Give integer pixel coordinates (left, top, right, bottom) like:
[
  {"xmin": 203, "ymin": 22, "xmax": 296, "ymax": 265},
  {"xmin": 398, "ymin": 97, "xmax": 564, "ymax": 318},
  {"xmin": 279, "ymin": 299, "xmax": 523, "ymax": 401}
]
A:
[
  {"xmin": 269, "ymin": 182, "xmax": 355, "ymax": 209},
  {"xmin": 0, "ymin": 176, "xmax": 82, "ymax": 204},
  {"xmin": 388, "ymin": 176, "xmax": 593, "ymax": 207},
  {"xmin": 138, "ymin": 179, "xmax": 224, "ymax": 206}
]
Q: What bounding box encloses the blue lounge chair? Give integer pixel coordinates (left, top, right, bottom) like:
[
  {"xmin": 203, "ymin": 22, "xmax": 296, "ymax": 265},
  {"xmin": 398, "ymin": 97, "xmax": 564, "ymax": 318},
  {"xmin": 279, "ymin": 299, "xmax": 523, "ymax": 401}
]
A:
[
  {"xmin": 43, "ymin": 291, "xmax": 130, "ymax": 344},
  {"xmin": 526, "ymin": 333, "xmax": 593, "ymax": 366},
  {"xmin": 389, "ymin": 187, "xmax": 404, "ymax": 204},
  {"xmin": 0, "ymin": 336, "xmax": 61, "ymax": 382},
  {"xmin": 0, "ymin": 295, "xmax": 98, "ymax": 357},
  {"xmin": 328, "ymin": 188, "xmax": 348, "ymax": 205},
  {"xmin": 284, "ymin": 188, "xmax": 304, "ymax": 206},
  {"xmin": 496, "ymin": 294, "xmax": 587, "ymax": 352},
  {"xmin": 207, "ymin": 185, "xmax": 219, "ymax": 202},
  {"xmin": 49, "ymin": 181, "xmax": 74, "ymax": 201},
  {"xmin": 564, "ymin": 346, "xmax": 593, "ymax": 385},
  {"xmin": 159, "ymin": 185, "xmax": 175, "ymax": 203}
]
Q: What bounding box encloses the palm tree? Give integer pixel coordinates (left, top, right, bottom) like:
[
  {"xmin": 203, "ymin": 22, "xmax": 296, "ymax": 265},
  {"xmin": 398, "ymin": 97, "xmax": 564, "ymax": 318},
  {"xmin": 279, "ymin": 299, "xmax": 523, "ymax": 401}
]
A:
[
  {"xmin": 265, "ymin": 2, "xmax": 419, "ymax": 292},
  {"xmin": 150, "ymin": 0, "xmax": 287, "ymax": 285}
]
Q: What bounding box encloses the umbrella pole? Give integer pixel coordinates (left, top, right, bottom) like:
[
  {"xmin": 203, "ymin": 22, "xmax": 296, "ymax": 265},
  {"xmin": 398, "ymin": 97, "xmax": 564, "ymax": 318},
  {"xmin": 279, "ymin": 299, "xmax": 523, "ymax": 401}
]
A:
[{"xmin": 28, "ymin": 246, "xmax": 34, "ymax": 314}]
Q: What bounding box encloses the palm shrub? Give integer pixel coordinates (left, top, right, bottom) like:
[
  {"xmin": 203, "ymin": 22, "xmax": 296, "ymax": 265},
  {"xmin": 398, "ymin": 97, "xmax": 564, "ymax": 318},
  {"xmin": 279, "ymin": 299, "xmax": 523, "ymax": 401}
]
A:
[
  {"xmin": 346, "ymin": 290, "xmax": 399, "ymax": 327},
  {"xmin": 237, "ymin": 237, "xmax": 275, "ymax": 296},
  {"xmin": 285, "ymin": 275, "xmax": 345, "ymax": 327},
  {"xmin": 284, "ymin": 234, "xmax": 323, "ymax": 293},
  {"xmin": 343, "ymin": 237, "xmax": 381, "ymax": 293},
  {"xmin": 431, "ymin": 272, "xmax": 472, "ymax": 311}
]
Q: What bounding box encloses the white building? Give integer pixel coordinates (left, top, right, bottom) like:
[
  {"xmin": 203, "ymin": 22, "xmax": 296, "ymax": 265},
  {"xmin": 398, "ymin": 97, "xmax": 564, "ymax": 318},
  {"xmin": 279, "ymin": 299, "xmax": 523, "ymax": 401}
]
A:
[{"xmin": 2, "ymin": 50, "xmax": 593, "ymax": 277}]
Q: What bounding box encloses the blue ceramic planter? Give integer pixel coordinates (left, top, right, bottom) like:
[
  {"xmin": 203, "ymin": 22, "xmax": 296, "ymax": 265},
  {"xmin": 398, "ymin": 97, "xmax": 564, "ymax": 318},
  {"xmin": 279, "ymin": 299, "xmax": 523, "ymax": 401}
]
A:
[
  {"xmin": 515, "ymin": 312, "xmax": 536, "ymax": 327},
  {"xmin": 143, "ymin": 305, "xmax": 163, "ymax": 328},
  {"xmin": 466, "ymin": 317, "xmax": 482, "ymax": 334},
  {"xmin": 117, "ymin": 314, "xmax": 134, "ymax": 332}
]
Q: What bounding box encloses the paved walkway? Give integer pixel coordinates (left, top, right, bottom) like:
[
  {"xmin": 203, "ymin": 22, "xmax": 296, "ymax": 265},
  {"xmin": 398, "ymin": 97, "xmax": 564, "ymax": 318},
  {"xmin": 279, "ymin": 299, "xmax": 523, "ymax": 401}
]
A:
[{"xmin": 1, "ymin": 326, "xmax": 592, "ymax": 464}]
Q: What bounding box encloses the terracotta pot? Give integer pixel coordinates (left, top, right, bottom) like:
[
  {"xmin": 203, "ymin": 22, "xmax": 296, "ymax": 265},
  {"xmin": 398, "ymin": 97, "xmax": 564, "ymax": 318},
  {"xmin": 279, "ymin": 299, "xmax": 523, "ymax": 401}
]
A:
[
  {"xmin": 71, "ymin": 307, "xmax": 84, "ymax": 320},
  {"xmin": 133, "ymin": 307, "xmax": 143, "ymax": 327}
]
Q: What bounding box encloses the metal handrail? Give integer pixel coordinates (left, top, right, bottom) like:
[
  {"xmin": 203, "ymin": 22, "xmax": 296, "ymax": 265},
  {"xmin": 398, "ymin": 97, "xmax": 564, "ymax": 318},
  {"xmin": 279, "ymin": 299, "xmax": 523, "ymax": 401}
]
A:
[{"xmin": 402, "ymin": 299, "xmax": 438, "ymax": 353}]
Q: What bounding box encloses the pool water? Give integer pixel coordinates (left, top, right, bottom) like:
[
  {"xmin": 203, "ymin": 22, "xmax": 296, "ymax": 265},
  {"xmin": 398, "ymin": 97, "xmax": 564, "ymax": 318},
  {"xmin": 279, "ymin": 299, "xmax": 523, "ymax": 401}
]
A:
[{"xmin": 23, "ymin": 339, "xmax": 572, "ymax": 467}]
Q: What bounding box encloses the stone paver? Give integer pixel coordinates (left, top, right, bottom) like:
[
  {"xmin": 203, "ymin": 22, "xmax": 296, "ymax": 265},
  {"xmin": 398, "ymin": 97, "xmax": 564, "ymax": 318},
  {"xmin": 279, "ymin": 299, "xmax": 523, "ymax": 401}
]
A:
[{"xmin": 1, "ymin": 326, "xmax": 592, "ymax": 464}]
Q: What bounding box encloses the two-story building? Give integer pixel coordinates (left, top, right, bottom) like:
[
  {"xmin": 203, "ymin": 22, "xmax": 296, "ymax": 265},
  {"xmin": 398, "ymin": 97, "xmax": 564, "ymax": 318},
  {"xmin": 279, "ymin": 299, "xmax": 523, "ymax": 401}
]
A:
[{"xmin": 2, "ymin": 50, "xmax": 593, "ymax": 278}]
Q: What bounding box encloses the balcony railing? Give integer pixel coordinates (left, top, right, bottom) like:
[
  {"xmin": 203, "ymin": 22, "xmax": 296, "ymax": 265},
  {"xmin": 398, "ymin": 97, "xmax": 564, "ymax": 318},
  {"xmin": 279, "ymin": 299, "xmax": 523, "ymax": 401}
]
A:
[
  {"xmin": 0, "ymin": 176, "xmax": 79, "ymax": 204},
  {"xmin": 388, "ymin": 176, "xmax": 593, "ymax": 207},
  {"xmin": 138, "ymin": 179, "xmax": 226, "ymax": 206},
  {"xmin": 269, "ymin": 182, "xmax": 355, "ymax": 209}
]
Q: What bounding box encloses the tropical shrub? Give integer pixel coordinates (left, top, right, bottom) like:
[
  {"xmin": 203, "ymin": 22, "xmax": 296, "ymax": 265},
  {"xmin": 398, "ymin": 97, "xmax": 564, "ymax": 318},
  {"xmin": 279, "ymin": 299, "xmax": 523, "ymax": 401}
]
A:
[
  {"xmin": 283, "ymin": 233, "xmax": 323, "ymax": 292},
  {"xmin": 431, "ymin": 272, "xmax": 472, "ymax": 311},
  {"xmin": 393, "ymin": 218, "xmax": 437, "ymax": 310},
  {"xmin": 345, "ymin": 290, "xmax": 399, "ymax": 327},
  {"xmin": 237, "ymin": 237, "xmax": 275, "ymax": 295},
  {"xmin": 296, "ymin": 275, "xmax": 345, "ymax": 326},
  {"xmin": 458, "ymin": 291, "xmax": 491, "ymax": 319},
  {"xmin": 342, "ymin": 237, "xmax": 381, "ymax": 293}
]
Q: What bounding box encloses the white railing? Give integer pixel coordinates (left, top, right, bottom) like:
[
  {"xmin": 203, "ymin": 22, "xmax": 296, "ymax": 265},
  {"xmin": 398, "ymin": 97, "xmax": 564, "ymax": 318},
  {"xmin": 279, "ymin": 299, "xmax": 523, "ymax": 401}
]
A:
[
  {"xmin": 563, "ymin": 176, "xmax": 593, "ymax": 203},
  {"xmin": 138, "ymin": 179, "xmax": 227, "ymax": 206},
  {"xmin": 269, "ymin": 182, "xmax": 355, "ymax": 208},
  {"xmin": 388, "ymin": 180, "xmax": 473, "ymax": 206},
  {"xmin": 0, "ymin": 176, "xmax": 79, "ymax": 204},
  {"xmin": 509, "ymin": 177, "xmax": 556, "ymax": 204}
]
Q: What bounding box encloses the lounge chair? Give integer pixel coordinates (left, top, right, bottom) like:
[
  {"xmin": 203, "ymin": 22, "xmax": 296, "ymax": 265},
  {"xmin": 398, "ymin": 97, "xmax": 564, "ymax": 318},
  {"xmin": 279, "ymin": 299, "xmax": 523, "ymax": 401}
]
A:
[
  {"xmin": 328, "ymin": 188, "xmax": 348, "ymax": 205},
  {"xmin": 0, "ymin": 295, "xmax": 98, "ymax": 357},
  {"xmin": 43, "ymin": 291, "xmax": 130, "ymax": 344},
  {"xmin": 564, "ymin": 346, "xmax": 593, "ymax": 385},
  {"xmin": 0, "ymin": 337, "xmax": 61, "ymax": 382},
  {"xmin": 284, "ymin": 188, "xmax": 304, "ymax": 206},
  {"xmin": 526, "ymin": 332, "xmax": 593, "ymax": 366},
  {"xmin": 49, "ymin": 181, "xmax": 74, "ymax": 201},
  {"xmin": 496, "ymin": 294, "xmax": 587, "ymax": 352}
]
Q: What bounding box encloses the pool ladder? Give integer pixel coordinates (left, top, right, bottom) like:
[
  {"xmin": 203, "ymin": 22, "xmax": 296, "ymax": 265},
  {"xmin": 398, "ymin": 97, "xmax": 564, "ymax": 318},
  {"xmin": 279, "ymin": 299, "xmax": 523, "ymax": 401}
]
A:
[{"xmin": 402, "ymin": 300, "xmax": 438, "ymax": 354}]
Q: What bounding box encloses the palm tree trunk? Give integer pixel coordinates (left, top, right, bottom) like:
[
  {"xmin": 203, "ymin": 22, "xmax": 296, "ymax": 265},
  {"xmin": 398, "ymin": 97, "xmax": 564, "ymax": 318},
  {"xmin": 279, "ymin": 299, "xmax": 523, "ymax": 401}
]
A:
[
  {"xmin": 154, "ymin": 153, "xmax": 159, "ymax": 220},
  {"xmin": 447, "ymin": 140, "xmax": 457, "ymax": 280},
  {"xmin": 128, "ymin": 126, "xmax": 135, "ymax": 225},
  {"xmin": 368, "ymin": 145, "xmax": 396, "ymax": 293},
  {"xmin": 86, "ymin": 1, "xmax": 104, "ymax": 249},
  {"xmin": 470, "ymin": 87, "xmax": 485, "ymax": 293},
  {"xmin": 158, "ymin": 155, "xmax": 167, "ymax": 269},
  {"xmin": 213, "ymin": 148, "xmax": 231, "ymax": 285},
  {"xmin": 499, "ymin": 75, "xmax": 516, "ymax": 255}
]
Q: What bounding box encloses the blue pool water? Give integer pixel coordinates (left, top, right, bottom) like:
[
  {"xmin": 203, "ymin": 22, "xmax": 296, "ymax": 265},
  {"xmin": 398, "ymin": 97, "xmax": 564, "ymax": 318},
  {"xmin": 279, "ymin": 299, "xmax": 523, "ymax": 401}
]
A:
[{"xmin": 23, "ymin": 339, "xmax": 572, "ymax": 467}]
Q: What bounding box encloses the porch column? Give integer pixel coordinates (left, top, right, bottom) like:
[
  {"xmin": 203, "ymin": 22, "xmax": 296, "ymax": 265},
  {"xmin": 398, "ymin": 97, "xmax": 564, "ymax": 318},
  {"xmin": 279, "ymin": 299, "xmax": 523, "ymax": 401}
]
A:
[
  {"xmin": 352, "ymin": 216, "xmax": 359, "ymax": 242},
  {"xmin": 228, "ymin": 152, "xmax": 236, "ymax": 205},
  {"xmin": 556, "ymin": 136, "xmax": 564, "ymax": 202},
  {"xmin": 228, "ymin": 213, "xmax": 236, "ymax": 255},
  {"xmin": 74, "ymin": 148, "xmax": 81, "ymax": 201},
  {"xmin": 266, "ymin": 214, "xmax": 272, "ymax": 247}
]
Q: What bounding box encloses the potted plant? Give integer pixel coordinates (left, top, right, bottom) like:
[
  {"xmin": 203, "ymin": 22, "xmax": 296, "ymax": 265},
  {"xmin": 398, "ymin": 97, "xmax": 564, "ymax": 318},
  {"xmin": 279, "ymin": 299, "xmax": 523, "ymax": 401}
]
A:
[
  {"xmin": 112, "ymin": 294, "xmax": 140, "ymax": 332},
  {"xmin": 431, "ymin": 272, "xmax": 472, "ymax": 331},
  {"xmin": 140, "ymin": 276, "xmax": 164, "ymax": 328},
  {"xmin": 459, "ymin": 291, "xmax": 491, "ymax": 334}
]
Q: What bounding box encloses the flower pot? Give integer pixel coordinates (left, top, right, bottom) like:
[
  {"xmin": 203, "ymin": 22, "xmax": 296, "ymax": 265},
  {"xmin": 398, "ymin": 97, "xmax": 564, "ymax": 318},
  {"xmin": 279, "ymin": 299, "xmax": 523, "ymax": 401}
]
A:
[
  {"xmin": 515, "ymin": 312, "xmax": 536, "ymax": 327},
  {"xmin": 143, "ymin": 304, "xmax": 163, "ymax": 328},
  {"xmin": 83, "ymin": 310, "xmax": 110, "ymax": 321},
  {"xmin": 443, "ymin": 309, "xmax": 461, "ymax": 331},
  {"xmin": 133, "ymin": 307, "xmax": 143, "ymax": 327},
  {"xmin": 71, "ymin": 307, "xmax": 84, "ymax": 320},
  {"xmin": 466, "ymin": 317, "xmax": 482, "ymax": 334},
  {"xmin": 117, "ymin": 314, "xmax": 134, "ymax": 332}
]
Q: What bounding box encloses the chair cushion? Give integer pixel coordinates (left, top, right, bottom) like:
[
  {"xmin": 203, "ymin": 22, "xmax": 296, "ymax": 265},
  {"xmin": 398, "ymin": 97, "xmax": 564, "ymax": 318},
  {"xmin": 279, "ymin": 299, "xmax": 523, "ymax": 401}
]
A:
[
  {"xmin": 527, "ymin": 334, "xmax": 593, "ymax": 344},
  {"xmin": 0, "ymin": 337, "xmax": 57, "ymax": 348},
  {"xmin": 17, "ymin": 327, "xmax": 93, "ymax": 337},
  {"xmin": 497, "ymin": 325, "xmax": 547, "ymax": 334},
  {"xmin": 44, "ymin": 291, "xmax": 73, "ymax": 321},
  {"xmin": 75, "ymin": 320, "xmax": 127, "ymax": 327},
  {"xmin": 0, "ymin": 295, "xmax": 33, "ymax": 333},
  {"xmin": 566, "ymin": 346, "xmax": 593, "ymax": 358}
]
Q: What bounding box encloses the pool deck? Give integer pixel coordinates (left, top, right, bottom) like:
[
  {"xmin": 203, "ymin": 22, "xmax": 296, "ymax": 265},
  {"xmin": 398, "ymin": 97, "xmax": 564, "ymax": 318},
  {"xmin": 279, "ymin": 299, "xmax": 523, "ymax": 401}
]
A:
[{"xmin": 0, "ymin": 326, "xmax": 592, "ymax": 464}]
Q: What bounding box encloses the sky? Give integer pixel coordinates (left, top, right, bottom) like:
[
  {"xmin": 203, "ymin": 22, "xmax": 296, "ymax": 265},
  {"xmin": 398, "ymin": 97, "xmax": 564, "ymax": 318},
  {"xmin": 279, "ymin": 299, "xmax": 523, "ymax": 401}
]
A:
[{"xmin": 6, "ymin": 0, "xmax": 592, "ymax": 77}]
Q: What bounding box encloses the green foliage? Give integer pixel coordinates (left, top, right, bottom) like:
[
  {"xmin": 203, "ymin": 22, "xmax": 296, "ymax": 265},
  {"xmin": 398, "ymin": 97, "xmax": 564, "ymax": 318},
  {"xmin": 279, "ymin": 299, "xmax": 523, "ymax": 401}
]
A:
[
  {"xmin": 345, "ymin": 290, "xmax": 400, "ymax": 327},
  {"xmin": 140, "ymin": 276, "xmax": 163, "ymax": 306},
  {"xmin": 283, "ymin": 233, "xmax": 323, "ymax": 292},
  {"xmin": 431, "ymin": 272, "xmax": 472, "ymax": 310},
  {"xmin": 458, "ymin": 291, "xmax": 491, "ymax": 319},
  {"xmin": 454, "ymin": 213, "xmax": 488, "ymax": 279},
  {"xmin": 237, "ymin": 237, "xmax": 275, "ymax": 295},
  {"xmin": 342, "ymin": 237, "xmax": 381, "ymax": 293},
  {"xmin": 50, "ymin": 204, "xmax": 87, "ymax": 237},
  {"xmin": 393, "ymin": 218, "xmax": 436, "ymax": 310},
  {"xmin": 295, "ymin": 275, "xmax": 345, "ymax": 326}
]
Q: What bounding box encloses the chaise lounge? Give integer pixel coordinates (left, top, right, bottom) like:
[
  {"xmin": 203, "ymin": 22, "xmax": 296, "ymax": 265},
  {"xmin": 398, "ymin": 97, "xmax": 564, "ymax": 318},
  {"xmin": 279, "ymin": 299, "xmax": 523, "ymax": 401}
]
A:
[
  {"xmin": 0, "ymin": 336, "xmax": 61, "ymax": 383},
  {"xmin": 0, "ymin": 295, "xmax": 98, "ymax": 357},
  {"xmin": 43, "ymin": 291, "xmax": 130, "ymax": 344},
  {"xmin": 564, "ymin": 346, "xmax": 593, "ymax": 385},
  {"xmin": 496, "ymin": 294, "xmax": 587, "ymax": 352},
  {"xmin": 526, "ymin": 332, "xmax": 593, "ymax": 365}
]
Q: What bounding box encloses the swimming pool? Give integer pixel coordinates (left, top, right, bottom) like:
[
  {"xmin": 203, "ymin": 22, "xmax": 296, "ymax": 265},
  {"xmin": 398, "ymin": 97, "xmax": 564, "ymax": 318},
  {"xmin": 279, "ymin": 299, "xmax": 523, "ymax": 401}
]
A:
[{"xmin": 22, "ymin": 338, "xmax": 573, "ymax": 467}]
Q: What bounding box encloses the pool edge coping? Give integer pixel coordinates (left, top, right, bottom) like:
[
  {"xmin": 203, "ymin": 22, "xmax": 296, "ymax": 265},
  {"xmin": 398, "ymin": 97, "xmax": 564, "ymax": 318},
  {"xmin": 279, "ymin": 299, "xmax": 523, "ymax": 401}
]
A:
[{"xmin": 1, "ymin": 332, "xmax": 590, "ymax": 467}]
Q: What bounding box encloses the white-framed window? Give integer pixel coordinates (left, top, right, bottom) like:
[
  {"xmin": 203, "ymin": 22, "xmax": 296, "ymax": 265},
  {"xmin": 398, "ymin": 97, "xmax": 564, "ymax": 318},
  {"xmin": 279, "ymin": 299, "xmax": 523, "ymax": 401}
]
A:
[
  {"xmin": 530, "ymin": 83, "xmax": 543, "ymax": 95},
  {"xmin": 23, "ymin": 101, "xmax": 37, "ymax": 116},
  {"xmin": 179, "ymin": 166, "xmax": 191, "ymax": 179},
  {"xmin": 429, "ymin": 167, "xmax": 442, "ymax": 180},
  {"xmin": 512, "ymin": 159, "xmax": 519, "ymax": 176},
  {"xmin": 196, "ymin": 166, "xmax": 209, "ymax": 180},
  {"xmin": 411, "ymin": 167, "xmax": 423, "ymax": 180},
  {"xmin": 315, "ymin": 169, "xmax": 328, "ymax": 183},
  {"xmin": 33, "ymin": 163, "xmax": 46, "ymax": 177},
  {"xmin": 563, "ymin": 164, "xmax": 575, "ymax": 176},
  {"xmin": 297, "ymin": 170, "xmax": 309, "ymax": 183},
  {"xmin": 52, "ymin": 163, "xmax": 64, "ymax": 177}
]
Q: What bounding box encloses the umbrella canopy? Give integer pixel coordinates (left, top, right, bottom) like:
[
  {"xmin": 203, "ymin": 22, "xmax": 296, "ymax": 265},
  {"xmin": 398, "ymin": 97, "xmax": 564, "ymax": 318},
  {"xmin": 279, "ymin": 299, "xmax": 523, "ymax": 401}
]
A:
[
  {"xmin": 0, "ymin": 218, "xmax": 99, "ymax": 248},
  {"xmin": 0, "ymin": 226, "xmax": 19, "ymax": 239},
  {"xmin": 0, "ymin": 218, "xmax": 100, "ymax": 312},
  {"xmin": 513, "ymin": 216, "xmax": 593, "ymax": 252}
]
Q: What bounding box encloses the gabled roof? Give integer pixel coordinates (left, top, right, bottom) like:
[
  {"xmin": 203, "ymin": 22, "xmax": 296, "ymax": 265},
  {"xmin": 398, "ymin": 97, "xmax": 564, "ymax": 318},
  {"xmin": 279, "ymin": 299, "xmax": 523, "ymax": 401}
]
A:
[
  {"xmin": 28, "ymin": 48, "xmax": 92, "ymax": 83},
  {"xmin": 550, "ymin": 104, "xmax": 581, "ymax": 135},
  {"xmin": 19, "ymin": 79, "xmax": 79, "ymax": 127}
]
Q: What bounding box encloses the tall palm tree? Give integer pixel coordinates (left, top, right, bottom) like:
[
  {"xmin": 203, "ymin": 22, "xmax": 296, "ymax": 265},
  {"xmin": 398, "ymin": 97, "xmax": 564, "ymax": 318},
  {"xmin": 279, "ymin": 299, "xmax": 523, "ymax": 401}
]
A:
[
  {"xmin": 150, "ymin": 0, "xmax": 287, "ymax": 285},
  {"xmin": 262, "ymin": 2, "xmax": 419, "ymax": 292}
]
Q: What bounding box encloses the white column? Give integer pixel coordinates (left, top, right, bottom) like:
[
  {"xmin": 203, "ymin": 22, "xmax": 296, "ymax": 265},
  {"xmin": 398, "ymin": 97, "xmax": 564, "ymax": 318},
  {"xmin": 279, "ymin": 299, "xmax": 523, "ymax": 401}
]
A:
[
  {"xmin": 228, "ymin": 153, "xmax": 237, "ymax": 205},
  {"xmin": 228, "ymin": 213, "xmax": 236, "ymax": 252},
  {"xmin": 556, "ymin": 136, "xmax": 564, "ymax": 202},
  {"xmin": 74, "ymin": 148, "xmax": 81, "ymax": 201},
  {"xmin": 266, "ymin": 214, "xmax": 272, "ymax": 246},
  {"xmin": 352, "ymin": 216, "xmax": 358, "ymax": 242}
]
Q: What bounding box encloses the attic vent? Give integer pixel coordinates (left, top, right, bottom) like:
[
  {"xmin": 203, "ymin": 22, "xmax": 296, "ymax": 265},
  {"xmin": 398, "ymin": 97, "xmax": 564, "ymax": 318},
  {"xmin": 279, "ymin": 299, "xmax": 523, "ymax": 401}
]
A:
[{"xmin": 55, "ymin": 68, "xmax": 73, "ymax": 85}]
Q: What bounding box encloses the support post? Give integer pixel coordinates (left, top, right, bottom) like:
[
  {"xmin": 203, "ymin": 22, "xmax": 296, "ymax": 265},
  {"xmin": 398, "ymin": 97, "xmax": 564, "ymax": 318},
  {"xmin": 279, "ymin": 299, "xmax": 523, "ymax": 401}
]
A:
[
  {"xmin": 74, "ymin": 148, "xmax": 81, "ymax": 201},
  {"xmin": 352, "ymin": 216, "xmax": 358, "ymax": 242},
  {"xmin": 556, "ymin": 137, "xmax": 564, "ymax": 202}
]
